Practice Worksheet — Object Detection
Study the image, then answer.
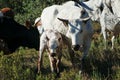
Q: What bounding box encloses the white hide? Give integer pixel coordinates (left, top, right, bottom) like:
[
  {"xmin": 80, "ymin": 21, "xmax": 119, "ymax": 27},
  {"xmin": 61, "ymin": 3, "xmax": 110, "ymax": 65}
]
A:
[
  {"xmin": 101, "ymin": 0, "xmax": 120, "ymax": 20},
  {"xmin": 39, "ymin": 30, "xmax": 62, "ymax": 54},
  {"xmin": 81, "ymin": 0, "xmax": 102, "ymax": 9},
  {"xmin": 102, "ymin": 0, "xmax": 111, "ymax": 7},
  {"xmin": 79, "ymin": 0, "xmax": 103, "ymax": 21},
  {"xmin": 111, "ymin": 0, "xmax": 120, "ymax": 20},
  {"xmin": 100, "ymin": 4, "xmax": 120, "ymax": 49},
  {"xmin": 41, "ymin": 1, "xmax": 93, "ymax": 60}
]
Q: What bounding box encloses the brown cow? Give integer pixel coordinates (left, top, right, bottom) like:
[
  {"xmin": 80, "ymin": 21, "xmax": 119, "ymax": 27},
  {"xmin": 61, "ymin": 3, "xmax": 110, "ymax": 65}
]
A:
[{"xmin": 1, "ymin": 7, "xmax": 14, "ymax": 19}]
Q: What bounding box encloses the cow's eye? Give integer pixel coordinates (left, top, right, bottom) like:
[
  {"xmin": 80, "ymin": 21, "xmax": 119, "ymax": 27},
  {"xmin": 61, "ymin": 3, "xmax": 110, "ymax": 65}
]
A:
[
  {"xmin": 56, "ymin": 46, "xmax": 59, "ymax": 49},
  {"xmin": 81, "ymin": 10, "xmax": 86, "ymax": 15},
  {"xmin": 70, "ymin": 29, "xmax": 75, "ymax": 33},
  {"xmin": 80, "ymin": 30, "xmax": 83, "ymax": 33}
]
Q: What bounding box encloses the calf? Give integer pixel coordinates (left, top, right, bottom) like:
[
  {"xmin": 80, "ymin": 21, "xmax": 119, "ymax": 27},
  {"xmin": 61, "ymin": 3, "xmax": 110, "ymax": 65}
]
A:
[{"xmin": 38, "ymin": 29, "xmax": 63, "ymax": 75}]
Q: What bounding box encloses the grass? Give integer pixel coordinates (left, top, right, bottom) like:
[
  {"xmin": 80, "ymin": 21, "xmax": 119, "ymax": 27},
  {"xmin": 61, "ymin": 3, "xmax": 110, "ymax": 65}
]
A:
[{"xmin": 0, "ymin": 33, "xmax": 120, "ymax": 80}]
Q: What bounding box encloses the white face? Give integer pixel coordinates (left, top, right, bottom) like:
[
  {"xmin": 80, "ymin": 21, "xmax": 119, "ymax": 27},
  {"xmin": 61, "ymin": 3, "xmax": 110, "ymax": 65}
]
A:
[
  {"xmin": 48, "ymin": 38, "xmax": 59, "ymax": 53},
  {"xmin": 46, "ymin": 32, "xmax": 62, "ymax": 57},
  {"xmin": 58, "ymin": 15, "xmax": 90, "ymax": 51},
  {"xmin": 66, "ymin": 19, "xmax": 84, "ymax": 51}
]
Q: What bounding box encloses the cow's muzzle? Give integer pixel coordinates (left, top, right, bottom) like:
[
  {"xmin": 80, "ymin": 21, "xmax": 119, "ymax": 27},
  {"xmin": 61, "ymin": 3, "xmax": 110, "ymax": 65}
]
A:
[
  {"xmin": 72, "ymin": 45, "xmax": 80, "ymax": 51},
  {"xmin": 50, "ymin": 53, "xmax": 56, "ymax": 57}
]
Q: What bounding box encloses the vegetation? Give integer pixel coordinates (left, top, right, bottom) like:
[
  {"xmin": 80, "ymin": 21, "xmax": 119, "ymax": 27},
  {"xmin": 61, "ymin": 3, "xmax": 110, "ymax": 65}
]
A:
[
  {"xmin": 0, "ymin": 0, "xmax": 69, "ymax": 24},
  {"xmin": 0, "ymin": 0, "xmax": 120, "ymax": 80},
  {"xmin": 0, "ymin": 36, "xmax": 120, "ymax": 80}
]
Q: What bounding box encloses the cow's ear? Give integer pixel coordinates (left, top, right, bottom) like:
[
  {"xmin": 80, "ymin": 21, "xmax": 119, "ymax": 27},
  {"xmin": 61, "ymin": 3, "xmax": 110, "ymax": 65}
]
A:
[
  {"xmin": 83, "ymin": 20, "xmax": 88, "ymax": 24},
  {"xmin": 80, "ymin": 16, "xmax": 91, "ymax": 24},
  {"xmin": 58, "ymin": 37, "xmax": 61, "ymax": 42},
  {"xmin": 100, "ymin": 6, "xmax": 103, "ymax": 13},
  {"xmin": 57, "ymin": 18, "xmax": 68, "ymax": 27},
  {"xmin": 46, "ymin": 36, "xmax": 49, "ymax": 41},
  {"xmin": 25, "ymin": 20, "xmax": 32, "ymax": 29}
]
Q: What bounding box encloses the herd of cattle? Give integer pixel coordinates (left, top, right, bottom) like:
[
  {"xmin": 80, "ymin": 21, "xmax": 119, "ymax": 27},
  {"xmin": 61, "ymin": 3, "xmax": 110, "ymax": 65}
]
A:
[{"xmin": 0, "ymin": 0, "xmax": 120, "ymax": 75}]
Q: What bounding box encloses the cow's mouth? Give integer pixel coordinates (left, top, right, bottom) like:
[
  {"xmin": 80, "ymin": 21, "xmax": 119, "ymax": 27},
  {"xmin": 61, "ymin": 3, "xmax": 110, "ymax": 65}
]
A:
[
  {"xmin": 79, "ymin": 45, "xmax": 84, "ymax": 52},
  {"xmin": 72, "ymin": 45, "xmax": 84, "ymax": 51},
  {"xmin": 72, "ymin": 45, "xmax": 80, "ymax": 51},
  {"xmin": 50, "ymin": 53, "xmax": 56, "ymax": 57}
]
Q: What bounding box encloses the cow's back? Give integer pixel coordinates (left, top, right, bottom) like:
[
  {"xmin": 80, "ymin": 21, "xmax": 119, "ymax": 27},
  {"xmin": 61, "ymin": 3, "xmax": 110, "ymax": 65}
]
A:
[
  {"xmin": 41, "ymin": 5, "xmax": 62, "ymax": 30},
  {"xmin": 41, "ymin": 1, "xmax": 85, "ymax": 35},
  {"xmin": 54, "ymin": 6, "xmax": 84, "ymax": 34},
  {"xmin": 111, "ymin": 0, "xmax": 120, "ymax": 19}
]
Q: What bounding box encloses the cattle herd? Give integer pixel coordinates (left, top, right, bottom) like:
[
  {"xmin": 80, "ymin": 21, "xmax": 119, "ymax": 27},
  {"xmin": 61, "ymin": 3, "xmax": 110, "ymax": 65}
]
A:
[{"xmin": 0, "ymin": 0, "xmax": 120, "ymax": 75}]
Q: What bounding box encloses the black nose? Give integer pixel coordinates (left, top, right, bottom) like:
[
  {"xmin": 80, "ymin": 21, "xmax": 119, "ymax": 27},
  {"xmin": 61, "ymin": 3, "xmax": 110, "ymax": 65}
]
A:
[
  {"xmin": 50, "ymin": 53, "xmax": 56, "ymax": 57},
  {"xmin": 72, "ymin": 45, "xmax": 80, "ymax": 51}
]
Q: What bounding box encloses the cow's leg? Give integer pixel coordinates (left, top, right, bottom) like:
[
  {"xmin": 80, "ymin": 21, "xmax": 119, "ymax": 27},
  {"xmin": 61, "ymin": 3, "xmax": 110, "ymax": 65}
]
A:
[
  {"xmin": 111, "ymin": 35, "xmax": 115, "ymax": 49},
  {"xmin": 66, "ymin": 43, "xmax": 75, "ymax": 68},
  {"xmin": 80, "ymin": 38, "xmax": 92, "ymax": 74},
  {"xmin": 56, "ymin": 51, "xmax": 62, "ymax": 75},
  {"xmin": 38, "ymin": 45, "xmax": 45, "ymax": 73},
  {"xmin": 62, "ymin": 35, "xmax": 75, "ymax": 66},
  {"xmin": 48, "ymin": 55, "xmax": 56, "ymax": 73},
  {"xmin": 82, "ymin": 38, "xmax": 91, "ymax": 60},
  {"xmin": 100, "ymin": 19, "xmax": 107, "ymax": 49},
  {"xmin": 102, "ymin": 27, "xmax": 107, "ymax": 49}
]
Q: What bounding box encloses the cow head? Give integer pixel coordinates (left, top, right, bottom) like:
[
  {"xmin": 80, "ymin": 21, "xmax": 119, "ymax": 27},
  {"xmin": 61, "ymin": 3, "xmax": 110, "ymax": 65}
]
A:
[
  {"xmin": 46, "ymin": 30, "xmax": 62, "ymax": 57},
  {"xmin": 58, "ymin": 17, "xmax": 90, "ymax": 51}
]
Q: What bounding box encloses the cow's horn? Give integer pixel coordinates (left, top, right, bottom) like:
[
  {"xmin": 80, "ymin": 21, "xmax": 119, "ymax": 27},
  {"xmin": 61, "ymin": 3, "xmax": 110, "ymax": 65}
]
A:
[
  {"xmin": 57, "ymin": 18, "xmax": 68, "ymax": 27},
  {"xmin": 57, "ymin": 18, "xmax": 68, "ymax": 22},
  {"xmin": 80, "ymin": 16, "xmax": 91, "ymax": 21}
]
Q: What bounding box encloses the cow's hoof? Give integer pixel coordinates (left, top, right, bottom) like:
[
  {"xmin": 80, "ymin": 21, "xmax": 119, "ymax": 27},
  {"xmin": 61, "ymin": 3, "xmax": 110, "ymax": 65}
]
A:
[
  {"xmin": 34, "ymin": 67, "xmax": 40, "ymax": 75},
  {"xmin": 37, "ymin": 71, "xmax": 40, "ymax": 74},
  {"xmin": 79, "ymin": 70, "xmax": 84, "ymax": 75},
  {"xmin": 79, "ymin": 70, "xmax": 82, "ymax": 74},
  {"xmin": 54, "ymin": 72, "xmax": 60, "ymax": 78}
]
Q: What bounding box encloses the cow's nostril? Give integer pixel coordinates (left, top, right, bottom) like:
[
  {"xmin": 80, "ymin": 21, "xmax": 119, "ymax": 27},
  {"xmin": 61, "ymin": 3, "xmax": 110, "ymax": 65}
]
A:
[
  {"xmin": 72, "ymin": 45, "xmax": 80, "ymax": 51},
  {"xmin": 50, "ymin": 53, "xmax": 56, "ymax": 57}
]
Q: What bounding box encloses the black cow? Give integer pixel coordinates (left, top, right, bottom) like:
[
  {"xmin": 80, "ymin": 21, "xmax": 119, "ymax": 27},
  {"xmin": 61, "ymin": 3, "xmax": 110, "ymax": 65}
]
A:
[{"xmin": 0, "ymin": 16, "xmax": 39, "ymax": 53}]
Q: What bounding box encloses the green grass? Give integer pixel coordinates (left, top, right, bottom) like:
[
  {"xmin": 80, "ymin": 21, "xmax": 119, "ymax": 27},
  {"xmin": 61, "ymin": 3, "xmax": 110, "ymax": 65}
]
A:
[{"xmin": 0, "ymin": 36, "xmax": 120, "ymax": 80}]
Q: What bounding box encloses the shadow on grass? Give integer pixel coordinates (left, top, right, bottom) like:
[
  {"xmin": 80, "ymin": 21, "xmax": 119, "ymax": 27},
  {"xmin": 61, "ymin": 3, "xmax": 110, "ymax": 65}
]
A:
[
  {"xmin": 72, "ymin": 49, "xmax": 120, "ymax": 80},
  {"xmin": 36, "ymin": 48, "xmax": 120, "ymax": 79}
]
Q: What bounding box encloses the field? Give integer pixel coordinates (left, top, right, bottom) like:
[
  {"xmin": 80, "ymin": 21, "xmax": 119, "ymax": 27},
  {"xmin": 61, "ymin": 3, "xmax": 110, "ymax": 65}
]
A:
[{"xmin": 0, "ymin": 23, "xmax": 120, "ymax": 80}]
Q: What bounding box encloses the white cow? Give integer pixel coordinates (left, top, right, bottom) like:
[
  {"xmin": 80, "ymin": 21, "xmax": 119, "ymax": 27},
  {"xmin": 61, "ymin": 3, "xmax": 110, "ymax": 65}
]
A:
[
  {"xmin": 41, "ymin": 1, "xmax": 93, "ymax": 68},
  {"xmin": 38, "ymin": 29, "xmax": 63, "ymax": 75},
  {"xmin": 79, "ymin": 0, "xmax": 119, "ymax": 22},
  {"xmin": 111, "ymin": 0, "xmax": 120, "ymax": 20},
  {"xmin": 79, "ymin": 0, "xmax": 120, "ymax": 49},
  {"xmin": 103, "ymin": 0, "xmax": 111, "ymax": 7},
  {"xmin": 79, "ymin": 0, "xmax": 103, "ymax": 21},
  {"xmin": 101, "ymin": 0, "xmax": 120, "ymax": 19},
  {"xmin": 99, "ymin": 4, "xmax": 120, "ymax": 49}
]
